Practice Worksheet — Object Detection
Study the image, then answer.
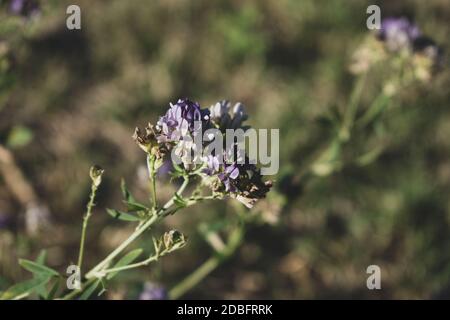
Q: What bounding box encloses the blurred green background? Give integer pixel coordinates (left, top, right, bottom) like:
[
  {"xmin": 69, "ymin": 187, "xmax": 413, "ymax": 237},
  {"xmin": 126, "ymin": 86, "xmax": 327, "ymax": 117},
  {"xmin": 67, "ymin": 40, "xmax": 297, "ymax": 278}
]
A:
[{"xmin": 0, "ymin": 0, "xmax": 449, "ymax": 299}]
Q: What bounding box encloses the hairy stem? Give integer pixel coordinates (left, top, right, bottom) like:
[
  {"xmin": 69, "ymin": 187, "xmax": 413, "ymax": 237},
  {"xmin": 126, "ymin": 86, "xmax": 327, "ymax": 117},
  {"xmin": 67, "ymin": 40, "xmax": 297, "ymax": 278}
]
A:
[{"xmin": 77, "ymin": 183, "xmax": 98, "ymax": 273}]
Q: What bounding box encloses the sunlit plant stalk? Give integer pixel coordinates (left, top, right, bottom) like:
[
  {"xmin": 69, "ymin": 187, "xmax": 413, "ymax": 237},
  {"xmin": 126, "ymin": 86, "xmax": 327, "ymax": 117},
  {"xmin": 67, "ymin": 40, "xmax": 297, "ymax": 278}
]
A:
[
  {"xmin": 147, "ymin": 154, "xmax": 158, "ymax": 211},
  {"xmin": 339, "ymin": 71, "xmax": 368, "ymax": 142},
  {"xmin": 77, "ymin": 166, "xmax": 104, "ymax": 273},
  {"xmin": 84, "ymin": 175, "xmax": 190, "ymax": 281},
  {"xmin": 169, "ymin": 222, "xmax": 245, "ymax": 299}
]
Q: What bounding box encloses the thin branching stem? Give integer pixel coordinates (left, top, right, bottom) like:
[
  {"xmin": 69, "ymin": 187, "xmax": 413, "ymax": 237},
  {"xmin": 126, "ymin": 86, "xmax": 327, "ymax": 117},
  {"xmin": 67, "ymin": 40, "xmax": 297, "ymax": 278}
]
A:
[
  {"xmin": 357, "ymin": 92, "xmax": 391, "ymax": 127},
  {"xmin": 98, "ymin": 245, "xmax": 184, "ymax": 276},
  {"xmin": 84, "ymin": 176, "xmax": 190, "ymax": 280},
  {"xmin": 339, "ymin": 72, "xmax": 368, "ymax": 142},
  {"xmin": 77, "ymin": 182, "xmax": 98, "ymax": 273}
]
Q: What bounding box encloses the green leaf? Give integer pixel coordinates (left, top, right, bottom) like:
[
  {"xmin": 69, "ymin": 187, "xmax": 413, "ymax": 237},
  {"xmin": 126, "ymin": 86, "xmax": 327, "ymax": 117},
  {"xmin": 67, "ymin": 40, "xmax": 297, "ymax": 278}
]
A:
[
  {"xmin": 106, "ymin": 249, "xmax": 143, "ymax": 280},
  {"xmin": 120, "ymin": 180, "xmax": 150, "ymax": 211},
  {"xmin": 106, "ymin": 208, "xmax": 140, "ymax": 222},
  {"xmin": 35, "ymin": 250, "xmax": 47, "ymax": 265},
  {"xmin": 123, "ymin": 200, "xmax": 149, "ymax": 212},
  {"xmin": 35, "ymin": 277, "xmax": 48, "ymax": 299},
  {"xmin": 46, "ymin": 278, "xmax": 61, "ymax": 300},
  {"xmin": 169, "ymin": 170, "xmax": 184, "ymax": 180},
  {"xmin": 0, "ymin": 276, "xmax": 51, "ymax": 300},
  {"xmin": 19, "ymin": 259, "xmax": 59, "ymax": 277},
  {"xmin": 120, "ymin": 179, "xmax": 136, "ymax": 203},
  {"xmin": 79, "ymin": 279, "xmax": 101, "ymax": 300},
  {"xmin": 33, "ymin": 250, "xmax": 50, "ymax": 298}
]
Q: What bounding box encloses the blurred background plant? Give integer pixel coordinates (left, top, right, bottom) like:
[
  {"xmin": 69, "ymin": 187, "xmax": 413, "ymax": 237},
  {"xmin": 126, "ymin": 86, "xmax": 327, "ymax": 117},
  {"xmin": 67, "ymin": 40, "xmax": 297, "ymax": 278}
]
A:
[{"xmin": 0, "ymin": 0, "xmax": 449, "ymax": 299}]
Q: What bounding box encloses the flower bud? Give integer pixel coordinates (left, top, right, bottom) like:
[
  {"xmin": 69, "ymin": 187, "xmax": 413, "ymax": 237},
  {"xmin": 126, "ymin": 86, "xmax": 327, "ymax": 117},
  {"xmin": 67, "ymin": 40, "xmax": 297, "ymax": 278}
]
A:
[
  {"xmin": 163, "ymin": 230, "xmax": 186, "ymax": 251},
  {"xmin": 89, "ymin": 165, "xmax": 104, "ymax": 187},
  {"xmin": 133, "ymin": 123, "xmax": 165, "ymax": 158}
]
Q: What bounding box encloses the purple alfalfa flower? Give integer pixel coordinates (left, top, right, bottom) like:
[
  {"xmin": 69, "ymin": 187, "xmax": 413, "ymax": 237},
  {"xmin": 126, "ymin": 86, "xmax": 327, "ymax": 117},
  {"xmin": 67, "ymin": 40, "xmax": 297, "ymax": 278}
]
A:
[
  {"xmin": 156, "ymin": 98, "xmax": 210, "ymax": 144},
  {"xmin": 9, "ymin": 0, "xmax": 40, "ymax": 18},
  {"xmin": 218, "ymin": 164, "xmax": 240, "ymax": 192},
  {"xmin": 210, "ymin": 100, "xmax": 233, "ymax": 130},
  {"xmin": 226, "ymin": 164, "xmax": 240, "ymax": 180},
  {"xmin": 209, "ymin": 100, "xmax": 249, "ymax": 131},
  {"xmin": 156, "ymin": 104, "xmax": 189, "ymax": 143},
  {"xmin": 378, "ymin": 17, "xmax": 421, "ymax": 52},
  {"xmin": 203, "ymin": 154, "xmax": 221, "ymax": 176},
  {"xmin": 175, "ymin": 98, "xmax": 209, "ymax": 128},
  {"xmin": 139, "ymin": 282, "xmax": 167, "ymax": 300},
  {"xmin": 230, "ymin": 102, "xmax": 248, "ymax": 130}
]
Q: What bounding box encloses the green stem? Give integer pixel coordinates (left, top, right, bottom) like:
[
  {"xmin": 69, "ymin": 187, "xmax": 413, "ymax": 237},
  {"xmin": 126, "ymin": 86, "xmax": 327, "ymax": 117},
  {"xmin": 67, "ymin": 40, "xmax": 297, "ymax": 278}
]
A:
[
  {"xmin": 357, "ymin": 93, "xmax": 390, "ymax": 128},
  {"xmin": 169, "ymin": 222, "xmax": 245, "ymax": 299},
  {"xmin": 85, "ymin": 213, "xmax": 159, "ymax": 279},
  {"xmin": 309, "ymin": 73, "xmax": 368, "ymax": 177},
  {"xmin": 101, "ymin": 256, "xmax": 159, "ymax": 274},
  {"xmin": 339, "ymin": 72, "xmax": 367, "ymax": 142},
  {"xmin": 161, "ymin": 176, "xmax": 190, "ymax": 210},
  {"xmin": 147, "ymin": 154, "xmax": 157, "ymax": 211},
  {"xmin": 77, "ymin": 183, "xmax": 98, "ymax": 273},
  {"xmin": 63, "ymin": 174, "xmax": 192, "ymax": 299},
  {"xmin": 170, "ymin": 256, "xmax": 220, "ymax": 300},
  {"xmin": 99, "ymin": 245, "xmax": 183, "ymax": 276},
  {"xmin": 84, "ymin": 176, "xmax": 189, "ymax": 279}
]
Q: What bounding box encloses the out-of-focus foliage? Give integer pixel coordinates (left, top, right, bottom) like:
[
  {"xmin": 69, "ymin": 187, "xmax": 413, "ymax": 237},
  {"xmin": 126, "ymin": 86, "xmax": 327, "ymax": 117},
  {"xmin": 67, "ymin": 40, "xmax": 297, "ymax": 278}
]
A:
[{"xmin": 0, "ymin": 0, "xmax": 449, "ymax": 299}]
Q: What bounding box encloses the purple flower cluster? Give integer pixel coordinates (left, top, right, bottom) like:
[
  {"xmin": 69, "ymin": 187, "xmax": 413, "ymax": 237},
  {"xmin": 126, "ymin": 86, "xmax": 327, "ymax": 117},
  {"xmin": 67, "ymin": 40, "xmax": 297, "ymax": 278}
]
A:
[
  {"xmin": 133, "ymin": 98, "xmax": 272, "ymax": 208},
  {"xmin": 378, "ymin": 17, "xmax": 420, "ymax": 52},
  {"xmin": 202, "ymin": 101, "xmax": 272, "ymax": 207},
  {"xmin": 219, "ymin": 164, "xmax": 240, "ymax": 191},
  {"xmin": 8, "ymin": 0, "xmax": 40, "ymax": 18},
  {"xmin": 377, "ymin": 17, "xmax": 442, "ymax": 64},
  {"xmin": 210, "ymin": 158, "xmax": 272, "ymax": 208},
  {"xmin": 209, "ymin": 100, "xmax": 249, "ymax": 131},
  {"xmin": 156, "ymin": 98, "xmax": 210, "ymax": 143}
]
